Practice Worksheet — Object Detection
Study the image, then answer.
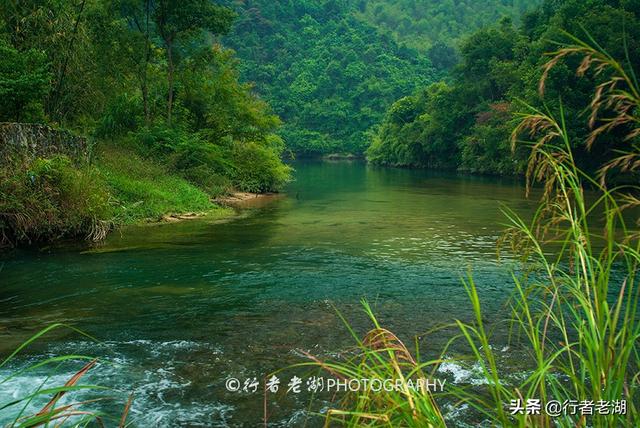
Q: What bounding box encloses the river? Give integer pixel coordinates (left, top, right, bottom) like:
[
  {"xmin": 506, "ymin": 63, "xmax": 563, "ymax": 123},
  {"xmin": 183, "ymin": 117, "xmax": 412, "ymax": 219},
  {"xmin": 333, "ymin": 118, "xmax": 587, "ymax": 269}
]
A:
[{"xmin": 0, "ymin": 161, "xmax": 539, "ymax": 426}]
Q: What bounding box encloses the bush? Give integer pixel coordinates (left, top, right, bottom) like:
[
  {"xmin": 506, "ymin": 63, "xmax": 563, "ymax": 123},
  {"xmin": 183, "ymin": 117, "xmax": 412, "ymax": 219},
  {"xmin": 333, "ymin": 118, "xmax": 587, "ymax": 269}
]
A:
[
  {"xmin": 168, "ymin": 138, "xmax": 235, "ymax": 196},
  {"xmin": 230, "ymin": 142, "xmax": 292, "ymax": 193},
  {"xmin": 95, "ymin": 93, "xmax": 143, "ymax": 138},
  {"xmin": 0, "ymin": 156, "xmax": 112, "ymax": 247},
  {"xmin": 134, "ymin": 125, "xmax": 191, "ymax": 158},
  {"xmin": 132, "ymin": 126, "xmax": 291, "ymax": 195}
]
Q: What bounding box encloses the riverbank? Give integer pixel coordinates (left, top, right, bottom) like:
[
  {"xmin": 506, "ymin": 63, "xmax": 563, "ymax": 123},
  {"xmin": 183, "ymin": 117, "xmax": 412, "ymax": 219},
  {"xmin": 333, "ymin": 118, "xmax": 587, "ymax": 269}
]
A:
[
  {"xmin": 95, "ymin": 144, "xmax": 233, "ymax": 225},
  {"xmin": 0, "ymin": 142, "xmax": 283, "ymax": 249}
]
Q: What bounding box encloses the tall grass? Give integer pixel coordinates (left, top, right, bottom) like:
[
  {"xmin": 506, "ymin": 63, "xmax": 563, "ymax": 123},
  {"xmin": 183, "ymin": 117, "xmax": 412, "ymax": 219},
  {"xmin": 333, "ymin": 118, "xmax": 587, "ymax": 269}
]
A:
[
  {"xmin": 304, "ymin": 33, "xmax": 640, "ymax": 427},
  {"xmin": 293, "ymin": 300, "xmax": 447, "ymax": 427},
  {"xmin": 0, "ymin": 324, "xmax": 132, "ymax": 427},
  {"xmin": 0, "ymin": 155, "xmax": 113, "ymax": 248}
]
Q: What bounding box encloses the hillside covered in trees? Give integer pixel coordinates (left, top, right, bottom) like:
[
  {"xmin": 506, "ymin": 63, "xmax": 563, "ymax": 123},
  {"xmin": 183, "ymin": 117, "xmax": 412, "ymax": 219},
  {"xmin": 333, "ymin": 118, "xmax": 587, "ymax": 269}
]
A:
[
  {"xmin": 222, "ymin": 0, "xmax": 541, "ymax": 157},
  {"xmin": 367, "ymin": 0, "xmax": 640, "ymax": 176},
  {"xmin": 354, "ymin": 0, "xmax": 540, "ymax": 53}
]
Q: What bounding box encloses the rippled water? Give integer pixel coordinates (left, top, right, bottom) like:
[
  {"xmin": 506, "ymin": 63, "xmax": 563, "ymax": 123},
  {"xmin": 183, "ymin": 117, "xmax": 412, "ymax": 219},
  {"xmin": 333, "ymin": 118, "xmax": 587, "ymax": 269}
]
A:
[{"xmin": 0, "ymin": 161, "xmax": 539, "ymax": 426}]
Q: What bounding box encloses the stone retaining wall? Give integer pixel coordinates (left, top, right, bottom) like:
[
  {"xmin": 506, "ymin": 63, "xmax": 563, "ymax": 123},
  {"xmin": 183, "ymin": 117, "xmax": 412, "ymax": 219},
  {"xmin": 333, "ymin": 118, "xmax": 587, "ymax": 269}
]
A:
[{"xmin": 0, "ymin": 122, "xmax": 89, "ymax": 164}]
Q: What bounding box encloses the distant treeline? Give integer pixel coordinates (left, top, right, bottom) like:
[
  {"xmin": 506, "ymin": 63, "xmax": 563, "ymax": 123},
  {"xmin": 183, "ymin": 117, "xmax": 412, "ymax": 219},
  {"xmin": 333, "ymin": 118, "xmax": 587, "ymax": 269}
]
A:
[
  {"xmin": 353, "ymin": 0, "xmax": 540, "ymax": 52},
  {"xmin": 222, "ymin": 0, "xmax": 434, "ymax": 156}
]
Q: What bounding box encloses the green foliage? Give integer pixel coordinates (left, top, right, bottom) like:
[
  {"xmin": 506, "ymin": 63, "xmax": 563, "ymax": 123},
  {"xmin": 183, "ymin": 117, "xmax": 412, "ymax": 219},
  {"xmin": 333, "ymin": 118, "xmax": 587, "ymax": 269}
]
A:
[
  {"xmin": 95, "ymin": 93, "xmax": 144, "ymax": 138},
  {"xmin": 135, "ymin": 124, "xmax": 291, "ymax": 195},
  {"xmin": 149, "ymin": 0, "xmax": 235, "ymax": 123},
  {"xmin": 219, "ymin": 0, "xmax": 545, "ymax": 156},
  {"xmin": 354, "ymin": 0, "xmax": 541, "ymax": 53},
  {"xmin": 0, "ymin": 0, "xmax": 105, "ymax": 122},
  {"xmin": 370, "ymin": 0, "xmax": 640, "ymax": 176},
  {"xmin": 0, "ymin": 156, "xmax": 112, "ymax": 247},
  {"xmin": 0, "ymin": 0, "xmax": 291, "ymax": 245},
  {"xmin": 426, "ymin": 41, "xmax": 458, "ymax": 71},
  {"xmin": 459, "ymin": 104, "xmax": 527, "ymax": 175},
  {"xmin": 178, "ymin": 46, "xmax": 281, "ymax": 143},
  {"xmin": 230, "ymin": 142, "xmax": 293, "ymax": 193},
  {"xmin": 134, "ymin": 126, "xmax": 234, "ymax": 196},
  {"xmin": 367, "ymin": 82, "xmax": 471, "ymax": 168},
  {"xmin": 0, "ymin": 40, "xmax": 49, "ymax": 122},
  {"xmin": 96, "ymin": 144, "xmax": 220, "ymax": 224},
  {"xmin": 222, "ymin": 1, "xmax": 435, "ymax": 156},
  {"xmin": 150, "ymin": 0, "xmax": 234, "ymax": 38}
]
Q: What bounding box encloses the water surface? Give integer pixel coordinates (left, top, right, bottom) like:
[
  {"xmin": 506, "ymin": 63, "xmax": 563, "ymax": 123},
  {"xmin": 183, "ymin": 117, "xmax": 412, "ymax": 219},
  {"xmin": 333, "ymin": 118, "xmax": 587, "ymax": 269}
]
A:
[{"xmin": 0, "ymin": 161, "xmax": 538, "ymax": 426}]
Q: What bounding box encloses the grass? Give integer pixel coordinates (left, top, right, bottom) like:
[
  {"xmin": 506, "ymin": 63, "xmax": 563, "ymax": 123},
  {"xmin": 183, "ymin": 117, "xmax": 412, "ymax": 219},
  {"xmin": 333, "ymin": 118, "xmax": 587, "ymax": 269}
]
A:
[
  {"xmin": 0, "ymin": 142, "xmax": 234, "ymax": 247},
  {"xmin": 95, "ymin": 143, "xmax": 229, "ymax": 224},
  {"xmin": 291, "ymin": 301, "xmax": 448, "ymax": 427},
  {"xmin": 302, "ymin": 32, "xmax": 640, "ymax": 427},
  {"xmin": 0, "ymin": 155, "xmax": 113, "ymax": 247}
]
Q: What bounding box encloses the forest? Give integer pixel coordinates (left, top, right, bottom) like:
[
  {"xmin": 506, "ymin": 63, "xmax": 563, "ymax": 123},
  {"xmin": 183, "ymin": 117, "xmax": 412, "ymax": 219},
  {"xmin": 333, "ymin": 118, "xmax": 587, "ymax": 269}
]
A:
[
  {"xmin": 354, "ymin": 0, "xmax": 539, "ymax": 52},
  {"xmin": 1, "ymin": 1, "xmax": 640, "ymax": 427},
  {"xmin": 222, "ymin": 0, "xmax": 542, "ymax": 156}
]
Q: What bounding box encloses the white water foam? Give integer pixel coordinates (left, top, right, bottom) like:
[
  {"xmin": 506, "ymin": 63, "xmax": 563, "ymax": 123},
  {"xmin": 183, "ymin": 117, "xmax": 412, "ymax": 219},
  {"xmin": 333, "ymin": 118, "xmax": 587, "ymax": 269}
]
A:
[{"xmin": 0, "ymin": 339, "xmax": 233, "ymax": 427}]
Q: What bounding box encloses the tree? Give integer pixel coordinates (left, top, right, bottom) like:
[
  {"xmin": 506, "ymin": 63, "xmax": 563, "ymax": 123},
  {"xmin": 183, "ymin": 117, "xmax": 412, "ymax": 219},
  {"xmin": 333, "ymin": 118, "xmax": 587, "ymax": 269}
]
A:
[
  {"xmin": 0, "ymin": 41, "xmax": 50, "ymax": 122},
  {"xmin": 151, "ymin": 0, "xmax": 234, "ymax": 125},
  {"xmin": 369, "ymin": 0, "xmax": 640, "ymax": 176},
  {"xmin": 427, "ymin": 41, "xmax": 458, "ymax": 70},
  {"xmin": 0, "ymin": 0, "xmax": 97, "ymax": 121},
  {"xmin": 111, "ymin": 0, "xmax": 154, "ymax": 124}
]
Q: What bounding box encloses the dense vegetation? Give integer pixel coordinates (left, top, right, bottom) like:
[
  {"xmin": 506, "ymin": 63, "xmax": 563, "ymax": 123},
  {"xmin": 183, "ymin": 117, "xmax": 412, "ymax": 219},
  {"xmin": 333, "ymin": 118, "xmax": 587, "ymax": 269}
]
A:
[
  {"xmin": 368, "ymin": 0, "xmax": 640, "ymax": 177},
  {"xmin": 354, "ymin": 0, "xmax": 540, "ymax": 53},
  {"xmin": 0, "ymin": 0, "xmax": 291, "ymax": 247},
  {"xmin": 222, "ymin": 1, "xmax": 434, "ymax": 156},
  {"xmin": 222, "ymin": 0, "xmax": 543, "ymax": 157}
]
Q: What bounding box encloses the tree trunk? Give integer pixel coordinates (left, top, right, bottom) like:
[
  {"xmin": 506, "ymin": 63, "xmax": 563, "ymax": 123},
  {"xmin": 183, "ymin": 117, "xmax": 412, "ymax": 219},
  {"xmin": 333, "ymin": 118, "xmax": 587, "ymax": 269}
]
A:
[
  {"xmin": 48, "ymin": 0, "xmax": 87, "ymax": 120},
  {"xmin": 166, "ymin": 40, "xmax": 175, "ymax": 125},
  {"xmin": 142, "ymin": 0, "xmax": 151, "ymax": 125},
  {"xmin": 141, "ymin": 78, "xmax": 150, "ymax": 125}
]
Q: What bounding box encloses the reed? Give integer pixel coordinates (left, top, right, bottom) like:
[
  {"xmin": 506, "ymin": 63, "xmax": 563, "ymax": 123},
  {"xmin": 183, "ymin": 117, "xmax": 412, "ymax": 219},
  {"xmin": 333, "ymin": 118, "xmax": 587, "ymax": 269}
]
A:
[{"xmin": 0, "ymin": 324, "xmax": 132, "ymax": 428}]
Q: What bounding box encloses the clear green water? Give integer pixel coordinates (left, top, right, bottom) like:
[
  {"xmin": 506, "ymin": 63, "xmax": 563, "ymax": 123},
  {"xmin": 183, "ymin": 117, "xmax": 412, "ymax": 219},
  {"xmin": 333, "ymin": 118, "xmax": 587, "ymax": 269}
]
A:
[{"xmin": 0, "ymin": 161, "xmax": 538, "ymax": 426}]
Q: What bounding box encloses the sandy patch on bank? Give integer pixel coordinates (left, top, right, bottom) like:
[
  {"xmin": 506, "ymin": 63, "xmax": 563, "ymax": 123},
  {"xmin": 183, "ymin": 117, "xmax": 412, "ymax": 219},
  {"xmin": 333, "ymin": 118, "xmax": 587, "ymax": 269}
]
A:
[{"xmin": 215, "ymin": 192, "xmax": 284, "ymax": 208}]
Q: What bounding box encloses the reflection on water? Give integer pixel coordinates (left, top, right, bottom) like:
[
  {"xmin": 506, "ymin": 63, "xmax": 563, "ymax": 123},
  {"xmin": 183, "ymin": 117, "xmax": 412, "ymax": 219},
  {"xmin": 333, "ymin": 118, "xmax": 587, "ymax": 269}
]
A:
[{"xmin": 0, "ymin": 161, "xmax": 537, "ymax": 426}]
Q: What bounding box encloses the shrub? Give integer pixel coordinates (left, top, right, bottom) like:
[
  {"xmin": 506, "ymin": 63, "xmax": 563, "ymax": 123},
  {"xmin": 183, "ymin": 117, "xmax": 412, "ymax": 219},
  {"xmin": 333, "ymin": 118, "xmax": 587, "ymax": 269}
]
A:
[
  {"xmin": 0, "ymin": 156, "xmax": 112, "ymax": 247},
  {"xmin": 168, "ymin": 138, "xmax": 235, "ymax": 197},
  {"xmin": 133, "ymin": 126, "xmax": 291, "ymax": 195},
  {"xmin": 230, "ymin": 142, "xmax": 292, "ymax": 193},
  {"xmin": 134, "ymin": 125, "xmax": 191, "ymax": 158},
  {"xmin": 95, "ymin": 93, "xmax": 143, "ymax": 138}
]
